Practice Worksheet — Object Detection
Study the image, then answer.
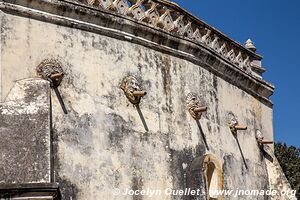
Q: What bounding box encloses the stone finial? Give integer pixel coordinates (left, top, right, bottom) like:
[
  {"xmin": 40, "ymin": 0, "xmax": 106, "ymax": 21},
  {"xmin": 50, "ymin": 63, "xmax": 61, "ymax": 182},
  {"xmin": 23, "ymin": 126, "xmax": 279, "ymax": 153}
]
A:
[{"xmin": 245, "ymin": 39, "xmax": 256, "ymax": 52}]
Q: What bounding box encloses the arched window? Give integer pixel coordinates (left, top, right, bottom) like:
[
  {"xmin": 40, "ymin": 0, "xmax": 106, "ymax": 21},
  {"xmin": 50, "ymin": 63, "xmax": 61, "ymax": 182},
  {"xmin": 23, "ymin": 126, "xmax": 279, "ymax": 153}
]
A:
[{"xmin": 188, "ymin": 154, "xmax": 223, "ymax": 200}]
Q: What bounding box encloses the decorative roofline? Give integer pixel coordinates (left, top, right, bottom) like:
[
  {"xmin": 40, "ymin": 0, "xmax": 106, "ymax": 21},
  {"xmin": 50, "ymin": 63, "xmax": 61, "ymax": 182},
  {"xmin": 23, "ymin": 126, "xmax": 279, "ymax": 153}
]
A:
[
  {"xmin": 0, "ymin": 0, "xmax": 274, "ymax": 106},
  {"xmin": 66, "ymin": 0, "xmax": 266, "ymax": 78}
]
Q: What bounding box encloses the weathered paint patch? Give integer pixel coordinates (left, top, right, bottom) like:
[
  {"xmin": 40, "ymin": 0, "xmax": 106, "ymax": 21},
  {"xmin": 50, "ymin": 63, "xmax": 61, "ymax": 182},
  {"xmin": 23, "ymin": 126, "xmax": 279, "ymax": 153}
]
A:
[{"xmin": 0, "ymin": 78, "xmax": 51, "ymax": 183}]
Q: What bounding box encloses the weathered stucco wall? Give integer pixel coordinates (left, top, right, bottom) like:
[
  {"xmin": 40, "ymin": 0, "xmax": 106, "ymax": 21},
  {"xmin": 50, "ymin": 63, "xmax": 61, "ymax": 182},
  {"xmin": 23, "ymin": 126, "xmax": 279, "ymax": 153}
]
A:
[
  {"xmin": 0, "ymin": 78, "xmax": 51, "ymax": 184},
  {"xmin": 0, "ymin": 2, "xmax": 293, "ymax": 200}
]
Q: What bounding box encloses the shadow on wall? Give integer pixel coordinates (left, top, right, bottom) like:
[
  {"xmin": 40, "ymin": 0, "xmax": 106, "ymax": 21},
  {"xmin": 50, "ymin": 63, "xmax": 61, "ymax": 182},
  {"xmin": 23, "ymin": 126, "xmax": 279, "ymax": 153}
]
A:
[
  {"xmin": 234, "ymin": 137, "xmax": 248, "ymax": 170},
  {"xmin": 196, "ymin": 120, "xmax": 210, "ymax": 151},
  {"xmin": 135, "ymin": 104, "xmax": 149, "ymax": 132}
]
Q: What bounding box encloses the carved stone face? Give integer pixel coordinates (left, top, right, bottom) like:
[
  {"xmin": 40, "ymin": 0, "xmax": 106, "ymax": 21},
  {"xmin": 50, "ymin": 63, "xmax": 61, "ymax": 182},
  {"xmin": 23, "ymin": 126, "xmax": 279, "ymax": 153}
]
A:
[
  {"xmin": 36, "ymin": 59, "xmax": 64, "ymax": 87},
  {"xmin": 37, "ymin": 59, "xmax": 63, "ymax": 79},
  {"xmin": 228, "ymin": 112, "xmax": 238, "ymax": 126},
  {"xmin": 228, "ymin": 112, "xmax": 238, "ymax": 134},
  {"xmin": 186, "ymin": 92, "xmax": 201, "ymax": 120},
  {"xmin": 120, "ymin": 75, "xmax": 143, "ymax": 104},
  {"xmin": 255, "ymin": 130, "xmax": 264, "ymax": 142}
]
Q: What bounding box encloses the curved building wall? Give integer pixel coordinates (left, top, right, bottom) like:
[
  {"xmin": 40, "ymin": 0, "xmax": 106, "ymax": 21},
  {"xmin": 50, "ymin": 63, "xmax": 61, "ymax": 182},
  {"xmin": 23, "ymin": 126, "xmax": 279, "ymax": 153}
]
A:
[{"xmin": 0, "ymin": 1, "xmax": 290, "ymax": 200}]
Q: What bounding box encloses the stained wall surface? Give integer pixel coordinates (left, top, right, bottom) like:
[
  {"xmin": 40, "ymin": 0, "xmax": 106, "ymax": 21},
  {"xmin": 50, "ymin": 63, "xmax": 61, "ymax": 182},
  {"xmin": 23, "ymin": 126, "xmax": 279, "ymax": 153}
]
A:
[
  {"xmin": 0, "ymin": 78, "xmax": 51, "ymax": 184},
  {"xmin": 0, "ymin": 4, "xmax": 282, "ymax": 200}
]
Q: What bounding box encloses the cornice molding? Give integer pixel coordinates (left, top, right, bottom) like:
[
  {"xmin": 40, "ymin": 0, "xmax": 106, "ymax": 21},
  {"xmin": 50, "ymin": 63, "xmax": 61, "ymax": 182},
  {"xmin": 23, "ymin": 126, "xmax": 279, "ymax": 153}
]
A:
[{"xmin": 0, "ymin": 0, "xmax": 274, "ymax": 107}]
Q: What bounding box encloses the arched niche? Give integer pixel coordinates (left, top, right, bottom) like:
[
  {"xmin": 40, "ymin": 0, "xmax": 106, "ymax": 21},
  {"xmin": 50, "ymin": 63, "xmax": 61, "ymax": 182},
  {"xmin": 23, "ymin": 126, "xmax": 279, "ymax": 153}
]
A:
[{"xmin": 188, "ymin": 154, "xmax": 223, "ymax": 200}]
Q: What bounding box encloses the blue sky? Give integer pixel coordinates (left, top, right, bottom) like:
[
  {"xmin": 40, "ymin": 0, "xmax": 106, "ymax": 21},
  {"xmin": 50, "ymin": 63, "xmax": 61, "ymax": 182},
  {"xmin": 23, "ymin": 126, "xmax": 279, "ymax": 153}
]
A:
[{"xmin": 172, "ymin": 0, "xmax": 300, "ymax": 147}]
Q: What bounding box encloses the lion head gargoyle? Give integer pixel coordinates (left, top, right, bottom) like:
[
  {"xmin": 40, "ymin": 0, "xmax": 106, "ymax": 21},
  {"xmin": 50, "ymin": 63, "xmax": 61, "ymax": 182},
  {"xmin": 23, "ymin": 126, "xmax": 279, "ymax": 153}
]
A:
[
  {"xmin": 36, "ymin": 59, "xmax": 64, "ymax": 88},
  {"xmin": 120, "ymin": 75, "xmax": 147, "ymax": 104},
  {"xmin": 186, "ymin": 92, "xmax": 207, "ymax": 120},
  {"xmin": 228, "ymin": 112, "xmax": 247, "ymax": 136},
  {"xmin": 255, "ymin": 130, "xmax": 273, "ymax": 145}
]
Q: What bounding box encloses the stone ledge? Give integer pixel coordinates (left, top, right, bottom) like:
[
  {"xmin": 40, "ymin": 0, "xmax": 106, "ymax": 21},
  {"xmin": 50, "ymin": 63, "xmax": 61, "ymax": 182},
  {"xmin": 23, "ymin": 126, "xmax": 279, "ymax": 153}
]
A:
[
  {"xmin": 0, "ymin": 78, "xmax": 51, "ymax": 184},
  {"xmin": 0, "ymin": 183, "xmax": 60, "ymax": 200},
  {"xmin": 0, "ymin": 0, "xmax": 274, "ymax": 107}
]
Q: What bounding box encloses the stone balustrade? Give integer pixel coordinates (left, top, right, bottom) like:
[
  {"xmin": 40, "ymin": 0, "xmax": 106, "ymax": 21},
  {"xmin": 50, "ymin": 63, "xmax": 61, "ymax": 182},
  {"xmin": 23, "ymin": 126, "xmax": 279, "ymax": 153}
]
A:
[{"xmin": 69, "ymin": 0, "xmax": 265, "ymax": 78}]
